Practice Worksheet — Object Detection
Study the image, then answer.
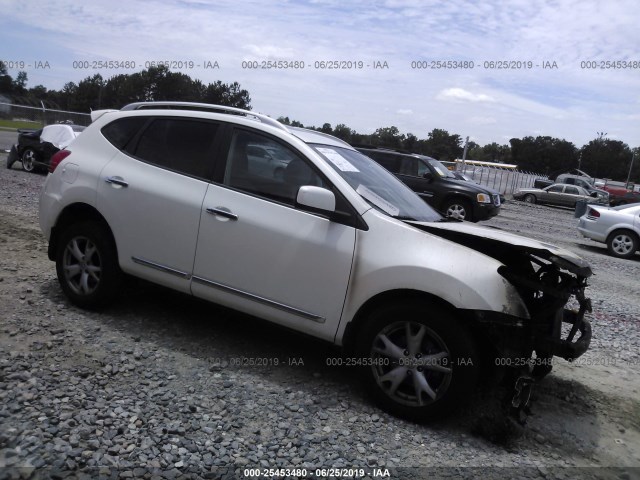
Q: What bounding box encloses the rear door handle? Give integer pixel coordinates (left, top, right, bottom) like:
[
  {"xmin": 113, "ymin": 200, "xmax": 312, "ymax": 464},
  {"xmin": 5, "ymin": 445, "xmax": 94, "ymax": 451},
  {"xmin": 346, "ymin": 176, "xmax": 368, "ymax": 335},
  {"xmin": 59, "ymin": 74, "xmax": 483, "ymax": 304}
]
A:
[
  {"xmin": 206, "ymin": 207, "xmax": 238, "ymax": 221},
  {"xmin": 105, "ymin": 176, "xmax": 129, "ymax": 188}
]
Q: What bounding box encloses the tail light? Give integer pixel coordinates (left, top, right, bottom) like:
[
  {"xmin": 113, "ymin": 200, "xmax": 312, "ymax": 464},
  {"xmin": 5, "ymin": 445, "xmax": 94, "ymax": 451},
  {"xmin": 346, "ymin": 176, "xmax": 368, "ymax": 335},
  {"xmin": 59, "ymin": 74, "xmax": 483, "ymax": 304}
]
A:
[
  {"xmin": 49, "ymin": 150, "xmax": 71, "ymax": 173},
  {"xmin": 587, "ymin": 208, "xmax": 600, "ymax": 219}
]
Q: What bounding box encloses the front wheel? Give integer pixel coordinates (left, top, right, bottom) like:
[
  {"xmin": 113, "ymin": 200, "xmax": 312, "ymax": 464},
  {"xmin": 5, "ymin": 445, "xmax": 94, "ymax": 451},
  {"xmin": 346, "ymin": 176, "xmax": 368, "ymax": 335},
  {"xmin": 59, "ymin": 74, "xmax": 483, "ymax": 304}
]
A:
[
  {"xmin": 55, "ymin": 222, "xmax": 122, "ymax": 309},
  {"xmin": 443, "ymin": 199, "xmax": 473, "ymax": 221},
  {"xmin": 606, "ymin": 230, "xmax": 638, "ymax": 259},
  {"xmin": 22, "ymin": 149, "xmax": 37, "ymax": 172},
  {"xmin": 523, "ymin": 194, "xmax": 536, "ymax": 204},
  {"xmin": 356, "ymin": 301, "xmax": 479, "ymax": 421}
]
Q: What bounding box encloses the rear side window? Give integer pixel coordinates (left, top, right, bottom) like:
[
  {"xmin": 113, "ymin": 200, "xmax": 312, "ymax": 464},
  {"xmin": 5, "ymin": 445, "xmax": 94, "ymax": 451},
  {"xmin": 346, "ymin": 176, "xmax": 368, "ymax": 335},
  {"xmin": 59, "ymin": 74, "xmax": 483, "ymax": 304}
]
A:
[
  {"xmin": 132, "ymin": 118, "xmax": 219, "ymax": 178},
  {"xmin": 365, "ymin": 151, "xmax": 400, "ymax": 173},
  {"xmin": 565, "ymin": 186, "xmax": 580, "ymax": 195},
  {"xmin": 101, "ymin": 117, "xmax": 148, "ymax": 150}
]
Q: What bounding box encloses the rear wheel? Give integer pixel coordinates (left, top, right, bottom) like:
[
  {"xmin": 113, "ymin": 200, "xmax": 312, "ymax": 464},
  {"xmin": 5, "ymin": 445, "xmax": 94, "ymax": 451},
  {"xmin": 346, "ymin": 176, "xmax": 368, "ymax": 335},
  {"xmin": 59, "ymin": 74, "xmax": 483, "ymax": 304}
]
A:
[
  {"xmin": 443, "ymin": 199, "xmax": 473, "ymax": 221},
  {"xmin": 523, "ymin": 194, "xmax": 536, "ymax": 204},
  {"xmin": 356, "ymin": 301, "xmax": 479, "ymax": 421},
  {"xmin": 22, "ymin": 149, "xmax": 37, "ymax": 172},
  {"xmin": 606, "ymin": 230, "xmax": 638, "ymax": 259},
  {"xmin": 55, "ymin": 222, "xmax": 122, "ymax": 309}
]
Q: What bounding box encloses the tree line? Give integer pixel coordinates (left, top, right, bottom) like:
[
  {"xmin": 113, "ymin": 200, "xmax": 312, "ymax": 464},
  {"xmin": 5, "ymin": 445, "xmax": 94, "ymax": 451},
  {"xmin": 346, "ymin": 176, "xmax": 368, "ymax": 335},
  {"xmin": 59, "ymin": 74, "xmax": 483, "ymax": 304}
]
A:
[{"xmin": 1, "ymin": 63, "xmax": 637, "ymax": 182}]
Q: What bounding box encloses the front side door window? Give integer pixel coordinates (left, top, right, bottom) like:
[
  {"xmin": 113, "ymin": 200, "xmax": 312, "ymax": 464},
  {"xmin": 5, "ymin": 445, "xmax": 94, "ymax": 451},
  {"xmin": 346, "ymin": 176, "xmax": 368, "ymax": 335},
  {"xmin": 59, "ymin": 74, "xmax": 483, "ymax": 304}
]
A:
[{"xmin": 224, "ymin": 130, "xmax": 325, "ymax": 205}]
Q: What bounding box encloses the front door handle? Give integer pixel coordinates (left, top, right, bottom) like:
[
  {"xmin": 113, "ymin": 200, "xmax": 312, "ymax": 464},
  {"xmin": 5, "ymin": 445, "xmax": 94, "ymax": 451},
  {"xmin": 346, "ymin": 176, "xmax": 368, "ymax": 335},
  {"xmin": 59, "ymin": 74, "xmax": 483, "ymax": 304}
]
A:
[
  {"xmin": 206, "ymin": 207, "xmax": 238, "ymax": 221},
  {"xmin": 105, "ymin": 176, "xmax": 129, "ymax": 188}
]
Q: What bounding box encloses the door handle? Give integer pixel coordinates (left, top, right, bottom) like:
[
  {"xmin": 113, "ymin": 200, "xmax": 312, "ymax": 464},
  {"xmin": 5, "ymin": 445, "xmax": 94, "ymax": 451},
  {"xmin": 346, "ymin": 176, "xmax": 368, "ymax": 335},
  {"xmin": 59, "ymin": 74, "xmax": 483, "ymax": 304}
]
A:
[
  {"xmin": 105, "ymin": 176, "xmax": 129, "ymax": 188},
  {"xmin": 206, "ymin": 207, "xmax": 238, "ymax": 221}
]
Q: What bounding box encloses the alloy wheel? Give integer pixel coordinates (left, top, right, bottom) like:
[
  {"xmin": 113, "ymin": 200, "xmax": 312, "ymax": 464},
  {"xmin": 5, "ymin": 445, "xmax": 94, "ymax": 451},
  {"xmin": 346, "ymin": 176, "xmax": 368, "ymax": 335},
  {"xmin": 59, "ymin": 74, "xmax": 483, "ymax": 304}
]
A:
[
  {"xmin": 446, "ymin": 204, "xmax": 466, "ymax": 220},
  {"xmin": 370, "ymin": 321, "xmax": 452, "ymax": 407},
  {"xmin": 22, "ymin": 150, "xmax": 36, "ymax": 172},
  {"xmin": 62, "ymin": 236, "xmax": 102, "ymax": 296},
  {"xmin": 611, "ymin": 234, "xmax": 635, "ymax": 256}
]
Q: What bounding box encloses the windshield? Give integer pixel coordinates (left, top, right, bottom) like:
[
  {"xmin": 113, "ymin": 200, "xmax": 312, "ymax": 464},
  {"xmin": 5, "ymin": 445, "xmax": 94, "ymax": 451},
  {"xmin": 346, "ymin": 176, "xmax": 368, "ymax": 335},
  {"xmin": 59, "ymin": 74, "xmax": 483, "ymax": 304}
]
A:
[
  {"xmin": 425, "ymin": 158, "xmax": 456, "ymax": 178},
  {"xmin": 311, "ymin": 144, "xmax": 442, "ymax": 222}
]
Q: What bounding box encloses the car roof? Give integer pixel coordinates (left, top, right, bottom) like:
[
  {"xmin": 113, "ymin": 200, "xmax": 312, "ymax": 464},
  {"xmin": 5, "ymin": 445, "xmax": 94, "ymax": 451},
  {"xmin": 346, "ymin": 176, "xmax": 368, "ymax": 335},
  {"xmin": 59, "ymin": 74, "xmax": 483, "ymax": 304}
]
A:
[
  {"xmin": 288, "ymin": 126, "xmax": 353, "ymax": 149},
  {"xmin": 354, "ymin": 146, "xmax": 438, "ymax": 161},
  {"xmin": 116, "ymin": 102, "xmax": 353, "ymax": 150}
]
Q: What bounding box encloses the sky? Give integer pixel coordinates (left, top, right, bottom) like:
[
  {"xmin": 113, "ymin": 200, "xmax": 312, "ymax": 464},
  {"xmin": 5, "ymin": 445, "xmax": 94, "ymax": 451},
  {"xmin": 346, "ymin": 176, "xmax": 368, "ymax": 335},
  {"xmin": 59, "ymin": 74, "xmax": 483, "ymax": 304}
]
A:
[{"xmin": 1, "ymin": 0, "xmax": 639, "ymax": 148}]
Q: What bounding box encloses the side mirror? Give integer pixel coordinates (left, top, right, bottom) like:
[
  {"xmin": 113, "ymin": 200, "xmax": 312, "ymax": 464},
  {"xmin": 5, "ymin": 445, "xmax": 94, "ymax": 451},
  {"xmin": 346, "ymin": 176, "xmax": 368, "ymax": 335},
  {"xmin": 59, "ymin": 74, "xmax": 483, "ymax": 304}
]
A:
[
  {"xmin": 590, "ymin": 192, "xmax": 598, "ymax": 198},
  {"xmin": 422, "ymin": 172, "xmax": 433, "ymax": 181},
  {"xmin": 296, "ymin": 186, "xmax": 336, "ymax": 213}
]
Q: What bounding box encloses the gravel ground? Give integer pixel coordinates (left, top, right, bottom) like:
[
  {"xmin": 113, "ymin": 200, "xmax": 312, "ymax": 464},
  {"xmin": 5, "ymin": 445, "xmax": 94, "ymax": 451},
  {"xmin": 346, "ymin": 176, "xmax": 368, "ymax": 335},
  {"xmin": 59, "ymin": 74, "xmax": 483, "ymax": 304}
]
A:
[{"xmin": 1, "ymin": 157, "xmax": 639, "ymax": 480}]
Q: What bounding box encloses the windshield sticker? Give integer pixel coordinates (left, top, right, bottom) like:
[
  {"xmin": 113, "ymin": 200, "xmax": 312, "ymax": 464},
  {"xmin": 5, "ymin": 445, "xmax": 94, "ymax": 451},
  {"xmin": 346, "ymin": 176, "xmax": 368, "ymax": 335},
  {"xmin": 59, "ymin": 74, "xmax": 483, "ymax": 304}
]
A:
[
  {"xmin": 316, "ymin": 147, "xmax": 359, "ymax": 172},
  {"xmin": 356, "ymin": 185, "xmax": 400, "ymax": 217}
]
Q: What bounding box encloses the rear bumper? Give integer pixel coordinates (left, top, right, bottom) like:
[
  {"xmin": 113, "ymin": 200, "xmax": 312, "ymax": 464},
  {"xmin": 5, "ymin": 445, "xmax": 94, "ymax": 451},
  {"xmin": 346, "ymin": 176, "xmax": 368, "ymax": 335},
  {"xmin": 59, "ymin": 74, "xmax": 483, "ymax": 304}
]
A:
[{"xmin": 7, "ymin": 145, "xmax": 20, "ymax": 168}]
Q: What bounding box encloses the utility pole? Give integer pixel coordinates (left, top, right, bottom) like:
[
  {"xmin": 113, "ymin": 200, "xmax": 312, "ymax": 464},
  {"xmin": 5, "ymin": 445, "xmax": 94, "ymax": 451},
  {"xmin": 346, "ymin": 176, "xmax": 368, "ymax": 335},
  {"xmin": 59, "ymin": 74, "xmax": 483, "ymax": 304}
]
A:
[
  {"xmin": 461, "ymin": 136, "xmax": 469, "ymax": 171},
  {"xmin": 626, "ymin": 151, "xmax": 636, "ymax": 186}
]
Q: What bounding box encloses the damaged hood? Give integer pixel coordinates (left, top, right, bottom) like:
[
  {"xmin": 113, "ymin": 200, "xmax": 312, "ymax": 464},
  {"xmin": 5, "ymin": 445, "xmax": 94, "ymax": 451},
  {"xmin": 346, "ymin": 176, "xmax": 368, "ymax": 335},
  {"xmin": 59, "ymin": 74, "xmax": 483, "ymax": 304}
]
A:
[{"xmin": 409, "ymin": 220, "xmax": 592, "ymax": 278}]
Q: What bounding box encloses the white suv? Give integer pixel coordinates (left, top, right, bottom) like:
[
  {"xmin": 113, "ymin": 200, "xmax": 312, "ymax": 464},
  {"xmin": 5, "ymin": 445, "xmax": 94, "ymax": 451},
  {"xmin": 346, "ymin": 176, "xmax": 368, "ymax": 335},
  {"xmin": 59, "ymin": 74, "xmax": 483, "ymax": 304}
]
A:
[{"xmin": 39, "ymin": 102, "xmax": 593, "ymax": 421}]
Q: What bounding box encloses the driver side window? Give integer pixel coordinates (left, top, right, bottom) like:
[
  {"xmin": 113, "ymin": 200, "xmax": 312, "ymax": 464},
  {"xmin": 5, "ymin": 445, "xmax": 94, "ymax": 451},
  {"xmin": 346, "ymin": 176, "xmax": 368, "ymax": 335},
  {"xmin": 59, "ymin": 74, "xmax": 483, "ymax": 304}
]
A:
[{"xmin": 223, "ymin": 130, "xmax": 326, "ymax": 206}]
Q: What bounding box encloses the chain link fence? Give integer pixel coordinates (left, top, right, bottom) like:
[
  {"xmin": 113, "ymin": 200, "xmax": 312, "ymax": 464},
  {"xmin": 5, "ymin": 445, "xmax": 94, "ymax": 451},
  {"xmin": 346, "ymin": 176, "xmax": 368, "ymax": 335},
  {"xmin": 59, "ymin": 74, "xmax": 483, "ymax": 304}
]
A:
[
  {"xmin": 0, "ymin": 102, "xmax": 91, "ymax": 128},
  {"xmin": 456, "ymin": 162, "xmax": 546, "ymax": 196}
]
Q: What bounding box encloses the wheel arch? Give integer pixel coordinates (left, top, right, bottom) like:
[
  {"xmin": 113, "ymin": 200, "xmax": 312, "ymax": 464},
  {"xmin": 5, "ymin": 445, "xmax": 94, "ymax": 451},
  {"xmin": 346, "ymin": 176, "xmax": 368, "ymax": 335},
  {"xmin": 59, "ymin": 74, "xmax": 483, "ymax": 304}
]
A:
[
  {"xmin": 48, "ymin": 203, "xmax": 117, "ymax": 261},
  {"xmin": 440, "ymin": 194, "xmax": 472, "ymax": 209},
  {"xmin": 341, "ymin": 289, "xmax": 464, "ymax": 354},
  {"xmin": 606, "ymin": 227, "xmax": 639, "ymax": 241}
]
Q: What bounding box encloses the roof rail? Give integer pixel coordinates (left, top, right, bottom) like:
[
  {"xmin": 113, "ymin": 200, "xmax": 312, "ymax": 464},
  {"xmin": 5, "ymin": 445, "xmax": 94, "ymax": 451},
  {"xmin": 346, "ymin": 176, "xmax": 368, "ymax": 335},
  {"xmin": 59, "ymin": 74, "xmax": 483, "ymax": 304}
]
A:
[
  {"xmin": 351, "ymin": 144, "xmax": 418, "ymax": 155},
  {"xmin": 120, "ymin": 102, "xmax": 288, "ymax": 132}
]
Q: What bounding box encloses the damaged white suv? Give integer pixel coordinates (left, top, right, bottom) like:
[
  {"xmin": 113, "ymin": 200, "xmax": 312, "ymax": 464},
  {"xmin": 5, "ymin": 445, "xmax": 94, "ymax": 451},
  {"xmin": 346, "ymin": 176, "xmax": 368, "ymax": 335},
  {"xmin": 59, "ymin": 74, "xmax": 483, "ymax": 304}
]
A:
[{"xmin": 39, "ymin": 102, "xmax": 592, "ymax": 421}]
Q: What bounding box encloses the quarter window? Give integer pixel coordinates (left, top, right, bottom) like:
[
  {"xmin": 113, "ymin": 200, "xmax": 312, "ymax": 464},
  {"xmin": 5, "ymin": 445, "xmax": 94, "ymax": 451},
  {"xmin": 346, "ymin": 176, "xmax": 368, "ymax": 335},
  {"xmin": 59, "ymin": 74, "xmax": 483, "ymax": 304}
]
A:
[
  {"xmin": 132, "ymin": 118, "xmax": 218, "ymax": 178},
  {"xmin": 101, "ymin": 117, "xmax": 148, "ymax": 150}
]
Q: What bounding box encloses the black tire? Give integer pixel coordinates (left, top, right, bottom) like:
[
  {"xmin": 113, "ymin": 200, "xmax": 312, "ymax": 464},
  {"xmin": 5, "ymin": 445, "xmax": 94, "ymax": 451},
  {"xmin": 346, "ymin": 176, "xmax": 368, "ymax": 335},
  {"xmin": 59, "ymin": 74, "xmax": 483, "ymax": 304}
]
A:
[
  {"xmin": 55, "ymin": 221, "xmax": 122, "ymax": 309},
  {"xmin": 523, "ymin": 194, "xmax": 536, "ymax": 204},
  {"xmin": 21, "ymin": 148, "xmax": 38, "ymax": 172},
  {"xmin": 606, "ymin": 230, "xmax": 639, "ymax": 259},
  {"xmin": 355, "ymin": 301, "xmax": 479, "ymax": 421},
  {"xmin": 443, "ymin": 198, "xmax": 474, "ymax": 221}
]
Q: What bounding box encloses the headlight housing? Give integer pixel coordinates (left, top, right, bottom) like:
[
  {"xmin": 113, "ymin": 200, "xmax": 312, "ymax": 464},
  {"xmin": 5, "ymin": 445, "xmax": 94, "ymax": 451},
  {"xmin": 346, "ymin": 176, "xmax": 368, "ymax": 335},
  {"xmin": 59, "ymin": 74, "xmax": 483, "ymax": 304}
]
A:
[{"xmin": 477, "ymin": 193, "xmax": 491, "ymax": 204}]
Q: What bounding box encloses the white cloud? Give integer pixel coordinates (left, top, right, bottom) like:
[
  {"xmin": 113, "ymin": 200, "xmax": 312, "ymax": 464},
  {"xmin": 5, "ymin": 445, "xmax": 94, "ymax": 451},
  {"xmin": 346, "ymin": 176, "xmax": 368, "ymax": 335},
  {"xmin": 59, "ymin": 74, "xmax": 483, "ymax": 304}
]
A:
[
  {"xmin": 396, "ymin": 109, "xmax": 413, "ymax": 115},
  {"xmin": 436, "ymin": 88, "xmax": 495, "ymax": 103}
]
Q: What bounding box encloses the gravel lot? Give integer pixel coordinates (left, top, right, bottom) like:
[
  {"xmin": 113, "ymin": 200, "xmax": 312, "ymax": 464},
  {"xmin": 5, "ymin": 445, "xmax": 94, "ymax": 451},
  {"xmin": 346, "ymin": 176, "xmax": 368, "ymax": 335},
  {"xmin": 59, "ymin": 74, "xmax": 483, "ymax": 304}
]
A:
[{"xmin": 1, "ymin": 156, "xmax": 639, "ymax": 480}]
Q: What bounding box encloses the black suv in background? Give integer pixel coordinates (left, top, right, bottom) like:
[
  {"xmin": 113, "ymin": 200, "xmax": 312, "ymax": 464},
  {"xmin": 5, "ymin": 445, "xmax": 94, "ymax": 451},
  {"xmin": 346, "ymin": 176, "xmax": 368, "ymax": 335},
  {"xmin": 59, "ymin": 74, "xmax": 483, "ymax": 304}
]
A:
[{"xmin": 355, "ymin": 146, "xmax": 501, "ymax": 221}]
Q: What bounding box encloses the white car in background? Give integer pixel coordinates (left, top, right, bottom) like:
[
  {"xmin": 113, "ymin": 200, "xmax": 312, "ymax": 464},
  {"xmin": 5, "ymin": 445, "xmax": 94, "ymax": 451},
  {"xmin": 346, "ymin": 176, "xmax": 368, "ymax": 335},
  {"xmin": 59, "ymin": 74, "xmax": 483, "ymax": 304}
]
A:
[
  {"xmin": 39, "ymin": 102, "xmax": 593, "ymax": 421},
  {"xmin": 578, "ymin": 203, "xmax": 640, "ymax": 258}
]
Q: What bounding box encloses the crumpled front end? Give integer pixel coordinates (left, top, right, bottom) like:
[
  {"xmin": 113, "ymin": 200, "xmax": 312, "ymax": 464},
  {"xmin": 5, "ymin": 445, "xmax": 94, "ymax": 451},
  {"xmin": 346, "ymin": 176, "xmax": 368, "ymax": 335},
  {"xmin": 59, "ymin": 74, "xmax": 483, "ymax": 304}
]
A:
[
  {"xmin": 411, "ymin": 221, "xmax": 593, "ymax": 366},
  {"xmin": 492, "ymin": 254, "xmax": 592, "ymax": 364}
]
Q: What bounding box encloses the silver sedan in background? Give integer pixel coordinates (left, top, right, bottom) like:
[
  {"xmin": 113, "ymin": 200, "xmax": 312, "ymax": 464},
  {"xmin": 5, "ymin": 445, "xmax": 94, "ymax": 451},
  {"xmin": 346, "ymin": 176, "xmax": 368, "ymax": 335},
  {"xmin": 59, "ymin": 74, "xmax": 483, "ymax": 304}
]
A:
[
  {"xmin": 578, "ymin": 203, "xmax": 640, "ymax": 258},
  {"xmin": 514, "ymin": 183, "xmax": 607, "ymax": 207}
]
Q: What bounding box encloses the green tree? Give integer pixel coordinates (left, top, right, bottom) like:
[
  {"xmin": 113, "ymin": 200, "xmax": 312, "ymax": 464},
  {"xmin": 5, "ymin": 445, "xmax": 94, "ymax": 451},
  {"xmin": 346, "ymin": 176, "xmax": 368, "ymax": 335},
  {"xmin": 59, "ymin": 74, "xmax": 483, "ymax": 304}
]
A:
[
  {"xmin": 0, "ymin": 61, "xmax": 12, "ymax": 94},
  {"xmin": 510, "ymin": 136, "xmax": 577, "ymax": 174},
  {"xmin": 203, "ymin": 80, "xmax": 251, "ymax": 109},
  {"xmin": 402, "ymin": 133, "xmax": 419, "ymax": 152},
  {"xmin": 580, "ymin": 137, "xmax": 633, "ymax": 180},
  {"xmin": 332, "ymin": 124, "xmax": 354, "ymax": 142},
  {"xmin": 320, "ymin": 123, "xmax": 333, "ymax": 134},
  {"xmin": 12, "ymin": 71, "xmax": 28, "ymax": 95},
  {"xmin": 372, "ymin": 126, "xmax": 404, "ymax": 148},
  {"xmin": 423, "ymin": 128, "xmax": 463, "ymax": 160}
]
